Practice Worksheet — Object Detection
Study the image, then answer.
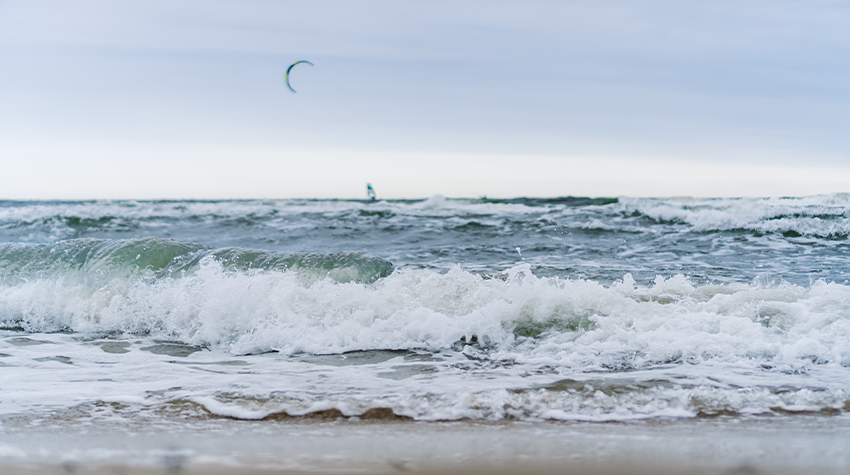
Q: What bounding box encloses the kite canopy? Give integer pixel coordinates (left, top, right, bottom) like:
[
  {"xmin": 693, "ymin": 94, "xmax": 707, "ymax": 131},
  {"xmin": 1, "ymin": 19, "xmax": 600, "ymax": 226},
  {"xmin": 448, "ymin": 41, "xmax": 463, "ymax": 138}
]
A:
[{"xmin": 286, "ymin": 60, "xmax": 314, "ymax": 93}]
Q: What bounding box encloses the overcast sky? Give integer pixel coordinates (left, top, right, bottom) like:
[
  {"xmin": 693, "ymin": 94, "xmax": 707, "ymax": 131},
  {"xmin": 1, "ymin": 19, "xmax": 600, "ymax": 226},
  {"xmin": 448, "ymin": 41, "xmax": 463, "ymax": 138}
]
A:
[{"xmin": 1, "ymin": 0, "xmax": 848, "ymax": 199}]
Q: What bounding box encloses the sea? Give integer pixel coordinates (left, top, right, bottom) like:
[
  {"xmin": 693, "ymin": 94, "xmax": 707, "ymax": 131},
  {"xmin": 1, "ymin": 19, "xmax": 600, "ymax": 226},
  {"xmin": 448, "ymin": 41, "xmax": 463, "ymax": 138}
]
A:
[{"xmin": 1, "ymin": 194, "xmax": 850, "ymax": 472}]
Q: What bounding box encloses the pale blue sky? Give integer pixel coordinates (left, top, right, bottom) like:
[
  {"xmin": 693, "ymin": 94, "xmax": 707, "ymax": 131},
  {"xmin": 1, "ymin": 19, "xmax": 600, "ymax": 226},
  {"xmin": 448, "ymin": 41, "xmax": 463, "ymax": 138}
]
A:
[{"xmin": 1, "ymin": 1, "xmax": 848, "ymax": 199}]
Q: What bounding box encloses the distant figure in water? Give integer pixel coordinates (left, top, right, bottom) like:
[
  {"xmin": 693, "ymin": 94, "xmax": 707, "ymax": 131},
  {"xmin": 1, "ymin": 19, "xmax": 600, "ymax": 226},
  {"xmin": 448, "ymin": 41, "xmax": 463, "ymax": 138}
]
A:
[{"xmin": 366, "ymin": 183, "xmax": 376, "ymax": 201}]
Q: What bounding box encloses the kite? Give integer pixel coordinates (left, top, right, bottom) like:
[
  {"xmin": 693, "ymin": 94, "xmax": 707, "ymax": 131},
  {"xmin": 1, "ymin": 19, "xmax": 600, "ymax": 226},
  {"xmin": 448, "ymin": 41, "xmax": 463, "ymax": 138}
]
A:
[{"xmin": 286, "ymin": 60, "xmax": 314, "ymax": 93}]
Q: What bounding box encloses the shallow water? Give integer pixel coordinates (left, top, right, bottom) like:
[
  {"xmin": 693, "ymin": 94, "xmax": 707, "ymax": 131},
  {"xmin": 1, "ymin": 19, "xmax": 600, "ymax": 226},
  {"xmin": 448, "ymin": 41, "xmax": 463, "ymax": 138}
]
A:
[{"xmin": 1, "ymin": 195, "xmax": 849, "ymax": 429}]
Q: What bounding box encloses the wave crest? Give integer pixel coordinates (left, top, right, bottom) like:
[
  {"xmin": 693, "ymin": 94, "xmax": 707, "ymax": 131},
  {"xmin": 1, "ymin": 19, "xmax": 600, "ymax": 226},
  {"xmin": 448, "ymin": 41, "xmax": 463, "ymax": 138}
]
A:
[{"xmin": 2, "ymin": 250, "xmax": 849, "ymax": 373}]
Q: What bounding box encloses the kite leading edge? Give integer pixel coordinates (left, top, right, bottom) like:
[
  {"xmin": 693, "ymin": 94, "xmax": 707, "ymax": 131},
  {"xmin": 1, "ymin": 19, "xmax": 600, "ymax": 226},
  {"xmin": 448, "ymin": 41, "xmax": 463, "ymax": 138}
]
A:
[{"xmin": 286, "ymin": 60, "xmax": 314, "ymax": 93}]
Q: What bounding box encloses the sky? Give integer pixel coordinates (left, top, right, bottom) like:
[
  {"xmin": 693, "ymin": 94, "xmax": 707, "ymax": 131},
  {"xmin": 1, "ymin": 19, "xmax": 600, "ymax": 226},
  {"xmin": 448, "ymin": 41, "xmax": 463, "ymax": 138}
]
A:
[{"xmin": 1, "ymin": 0, "xmax": 848, "ymax": 199}]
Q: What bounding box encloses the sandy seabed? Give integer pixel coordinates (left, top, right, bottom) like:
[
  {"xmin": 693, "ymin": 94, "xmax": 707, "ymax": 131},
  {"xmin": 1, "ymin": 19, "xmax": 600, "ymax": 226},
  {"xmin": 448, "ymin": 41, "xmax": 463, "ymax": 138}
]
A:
[{"xmin": 2, "ymin": 416, "xmax": 849, "ymax": 475}]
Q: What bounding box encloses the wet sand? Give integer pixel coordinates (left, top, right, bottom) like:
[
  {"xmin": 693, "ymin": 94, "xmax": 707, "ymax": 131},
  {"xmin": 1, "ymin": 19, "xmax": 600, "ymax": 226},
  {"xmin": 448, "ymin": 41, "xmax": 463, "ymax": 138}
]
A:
[
  {"xmin": 2, "ymin": 416, "xmax": 850, "ymax": 475},
  {"xmin": 0, "ymin": 466, "xmax": 785, "ymax": 475}
]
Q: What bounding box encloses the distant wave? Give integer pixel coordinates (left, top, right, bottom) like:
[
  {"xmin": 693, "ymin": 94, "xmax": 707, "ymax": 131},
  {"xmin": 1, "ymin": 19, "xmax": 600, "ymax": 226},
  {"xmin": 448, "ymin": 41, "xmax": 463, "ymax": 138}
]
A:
[
  {"xmin": 616, "ymin": 194, "xmax": 850, "ymax": 237},
  {"xmin": 2, "ymin": 195, "xmax": 847, "ymax": 242}
]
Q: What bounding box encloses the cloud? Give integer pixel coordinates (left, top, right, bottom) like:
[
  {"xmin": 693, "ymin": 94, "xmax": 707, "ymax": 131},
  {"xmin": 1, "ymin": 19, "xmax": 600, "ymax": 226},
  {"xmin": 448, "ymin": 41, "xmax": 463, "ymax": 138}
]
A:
[{"xmin": 0, "ymin": 0, "xmax": 848, "ymax": 198}]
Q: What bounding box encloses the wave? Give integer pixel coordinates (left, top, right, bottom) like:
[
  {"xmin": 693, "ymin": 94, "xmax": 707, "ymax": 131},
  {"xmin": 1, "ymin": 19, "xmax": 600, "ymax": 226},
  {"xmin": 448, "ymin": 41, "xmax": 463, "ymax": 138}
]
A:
[
  {"xmin": 0, "ymin": 238, "xmax": 394, "ymax": 335},
  {"xmin": 0, "ymin": 197, "xmax": 552, "ymax": 226},
  {"xmin": 2, "ymin": 195, "xmax": 848, "ymax": 245},
  {"xmin": 0, "ymin": 238, "xmax": 393, "ymax": 285},
  {"xmin": 616, "ymin": 194, "xmax": 850, "ymax": 237},
  {"xmin": 184, "ymin": 380, "xmax": 847, "ymax": 422},
  {"xmin": 2, "ymin": 245, "xmax": 849, "ymax": 373}
]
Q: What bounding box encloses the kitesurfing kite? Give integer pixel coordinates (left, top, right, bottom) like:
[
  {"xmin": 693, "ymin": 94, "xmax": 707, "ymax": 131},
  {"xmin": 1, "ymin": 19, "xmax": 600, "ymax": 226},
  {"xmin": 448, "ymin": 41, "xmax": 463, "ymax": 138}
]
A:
[{"xmin": 286, "ymin": 60, "xmax": 314, "ymax": 93}]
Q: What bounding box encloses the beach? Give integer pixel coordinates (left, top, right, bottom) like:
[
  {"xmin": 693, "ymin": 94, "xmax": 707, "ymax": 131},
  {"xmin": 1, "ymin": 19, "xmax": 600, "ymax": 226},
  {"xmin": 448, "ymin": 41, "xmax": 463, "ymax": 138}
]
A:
[{"xmin": 3, "ymin": 416, "xmax": 850, "ymax": 474}]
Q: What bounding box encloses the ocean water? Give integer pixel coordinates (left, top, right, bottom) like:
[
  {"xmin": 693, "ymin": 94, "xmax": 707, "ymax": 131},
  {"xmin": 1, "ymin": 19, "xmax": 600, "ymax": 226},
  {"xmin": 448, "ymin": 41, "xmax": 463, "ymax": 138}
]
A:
[{"xmin": 1, "ymin": 194, "xmax": 850, "ymax": 462}]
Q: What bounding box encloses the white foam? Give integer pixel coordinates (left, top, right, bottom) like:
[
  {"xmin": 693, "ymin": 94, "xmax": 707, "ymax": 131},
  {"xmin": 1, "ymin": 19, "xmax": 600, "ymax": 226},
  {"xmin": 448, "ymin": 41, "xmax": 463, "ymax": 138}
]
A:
[
  {"xmin": 3, "ymin": 262, "xmax": 850, "ymax": 422},
  {"xmin": 181, "ymin": 380, "xmax": 848, "ymax": 422},
  {"xmin": 189, "ymin": 396, "xmax": 271, "ymax": 420},
  {"xmin": 616, "ymin": 194, "xmax": 850, "ymax": 236},
  {"xmin": 0, "ymin": 198, "xmax": 539, "ymax": 227},
  {"xmin": 3, "ymin": 261, "xmax": 850, "ymax": 369}
]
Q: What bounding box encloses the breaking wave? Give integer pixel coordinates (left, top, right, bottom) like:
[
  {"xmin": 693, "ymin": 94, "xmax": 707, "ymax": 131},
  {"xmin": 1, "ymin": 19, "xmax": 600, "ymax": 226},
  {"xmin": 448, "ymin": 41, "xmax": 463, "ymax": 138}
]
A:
[
  {"xmin": 616, "ymin": 194, "xmax": 850, "ymax": 237},
  {"xmin": 2, "ymin": 240, "xmax": 849, "ymax": 373}
]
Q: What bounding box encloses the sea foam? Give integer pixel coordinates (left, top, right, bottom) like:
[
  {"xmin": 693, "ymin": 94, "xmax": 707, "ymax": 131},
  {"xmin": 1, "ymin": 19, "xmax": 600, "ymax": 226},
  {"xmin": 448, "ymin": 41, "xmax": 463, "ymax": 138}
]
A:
[{"xmin": 2, "ymin": 240, "xmax": 849, "ymax": 376}]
